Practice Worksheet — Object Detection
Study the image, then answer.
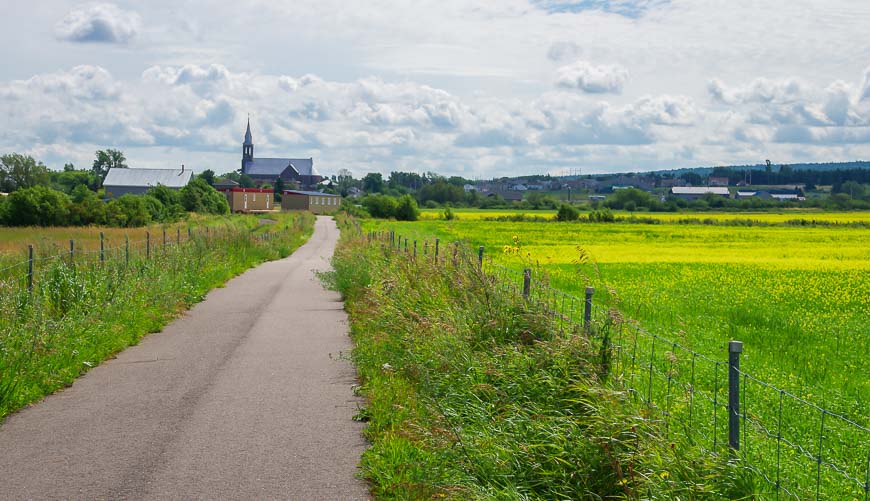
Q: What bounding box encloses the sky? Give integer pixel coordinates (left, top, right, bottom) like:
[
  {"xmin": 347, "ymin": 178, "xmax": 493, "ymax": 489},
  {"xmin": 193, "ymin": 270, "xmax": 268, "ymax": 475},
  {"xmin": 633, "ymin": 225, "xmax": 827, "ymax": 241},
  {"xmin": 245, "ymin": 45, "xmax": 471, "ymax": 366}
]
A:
[{"xmin": 1, "ymin": 1, "xmax": 869, "ymax": 179}]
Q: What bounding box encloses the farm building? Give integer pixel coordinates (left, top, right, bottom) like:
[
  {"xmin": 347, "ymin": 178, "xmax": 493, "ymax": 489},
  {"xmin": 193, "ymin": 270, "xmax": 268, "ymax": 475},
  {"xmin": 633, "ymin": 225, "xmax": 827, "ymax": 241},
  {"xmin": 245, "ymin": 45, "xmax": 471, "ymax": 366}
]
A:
[
  {"xmin": 218, "ymin": 187, "xmax": 274, "ymax": 212},
  {"xmin": 281, "ymin": 190, "xmax": 341, "ymax": 214},
  {"xmin": 670, "ymin": 186, "xmax": 731, "ymax": 200},
  {"xmin": 103, "ymin": 167, "xmax": 193, "ymax": 198}
]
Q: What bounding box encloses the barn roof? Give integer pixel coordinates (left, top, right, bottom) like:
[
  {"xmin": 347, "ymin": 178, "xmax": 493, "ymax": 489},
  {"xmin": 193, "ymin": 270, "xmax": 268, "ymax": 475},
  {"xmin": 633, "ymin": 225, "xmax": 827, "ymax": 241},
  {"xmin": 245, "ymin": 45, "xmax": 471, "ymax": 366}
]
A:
[
  {"xmin": 670, "ymin": 187, "xmax": 730, "ymax": 195},
  {"xmin": 103, "ymin": 168, "xmax": 193, "ymax": 189}
]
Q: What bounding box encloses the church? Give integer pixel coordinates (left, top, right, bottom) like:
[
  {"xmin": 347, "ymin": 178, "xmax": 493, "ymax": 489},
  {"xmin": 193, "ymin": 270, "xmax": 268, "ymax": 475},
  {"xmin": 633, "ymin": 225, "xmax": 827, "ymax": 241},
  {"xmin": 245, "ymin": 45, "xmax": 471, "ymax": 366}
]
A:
[{"xmin": 241, "ymin": 118, "xmax": 322, "ymax": 189}]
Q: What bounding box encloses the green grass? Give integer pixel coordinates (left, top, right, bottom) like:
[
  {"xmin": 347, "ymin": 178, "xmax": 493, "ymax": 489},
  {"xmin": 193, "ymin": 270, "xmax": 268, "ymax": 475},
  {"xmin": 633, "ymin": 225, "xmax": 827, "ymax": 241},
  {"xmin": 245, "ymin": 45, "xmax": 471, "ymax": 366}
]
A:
[
  {"xmin": 356, "ymin": 216, "xmax": 870, "ymax": 499},
  {"xmin": 324, "ymin": 216, "xmax": 752, "ymax": 499},
  {"xmin": 0, "ymin": 212, "xmax": 315, "ymax": 420}
]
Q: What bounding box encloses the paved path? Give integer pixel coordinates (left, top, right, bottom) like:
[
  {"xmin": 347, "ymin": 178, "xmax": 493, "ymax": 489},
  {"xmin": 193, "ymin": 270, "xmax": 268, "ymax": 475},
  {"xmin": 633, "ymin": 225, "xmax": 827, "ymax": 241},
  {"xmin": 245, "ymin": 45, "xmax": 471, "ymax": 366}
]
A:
[{"xmin": 0, "ymin": 216, "xmax": 369, "ymax": 500}]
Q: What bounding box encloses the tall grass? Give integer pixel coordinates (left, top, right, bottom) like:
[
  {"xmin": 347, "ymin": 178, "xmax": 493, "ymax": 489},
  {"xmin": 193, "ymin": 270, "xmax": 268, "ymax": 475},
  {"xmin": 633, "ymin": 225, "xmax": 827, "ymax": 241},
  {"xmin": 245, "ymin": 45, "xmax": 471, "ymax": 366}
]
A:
[
  {"xmin": 0, "ymin": 212, "xmax": 314, "ymax": 419},
  {"xmin": 323, "ymin": 217, "xmax": 751, "ymax": 499}
]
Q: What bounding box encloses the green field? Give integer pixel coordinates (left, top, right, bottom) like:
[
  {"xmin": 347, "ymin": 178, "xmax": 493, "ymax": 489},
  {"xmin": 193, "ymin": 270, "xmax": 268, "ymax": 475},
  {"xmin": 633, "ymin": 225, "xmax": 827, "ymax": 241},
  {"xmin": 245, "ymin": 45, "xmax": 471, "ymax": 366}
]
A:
[{"xmin": 360, "ymin": 214, "xmax": 870, "ymax": 497}]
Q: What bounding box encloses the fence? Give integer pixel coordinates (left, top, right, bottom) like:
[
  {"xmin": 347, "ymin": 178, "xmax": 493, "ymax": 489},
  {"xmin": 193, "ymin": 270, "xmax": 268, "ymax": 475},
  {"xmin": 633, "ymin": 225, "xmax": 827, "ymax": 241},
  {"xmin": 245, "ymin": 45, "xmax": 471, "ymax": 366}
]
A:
[
  {"xmin": 364, "ymin": 229, "xmax": 870, "ymax": 500},
  {"xmin": 0, "ymin": 223, "xmax": 287, "ymax": 300}
]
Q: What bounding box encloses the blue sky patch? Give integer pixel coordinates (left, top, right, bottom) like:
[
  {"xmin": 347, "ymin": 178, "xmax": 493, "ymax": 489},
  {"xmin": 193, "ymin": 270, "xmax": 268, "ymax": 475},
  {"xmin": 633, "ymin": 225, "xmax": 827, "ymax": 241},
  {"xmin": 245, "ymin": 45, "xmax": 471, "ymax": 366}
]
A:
[{"xmin": 532, "ymin": 0, "xmax": 669, "ymax": 18}]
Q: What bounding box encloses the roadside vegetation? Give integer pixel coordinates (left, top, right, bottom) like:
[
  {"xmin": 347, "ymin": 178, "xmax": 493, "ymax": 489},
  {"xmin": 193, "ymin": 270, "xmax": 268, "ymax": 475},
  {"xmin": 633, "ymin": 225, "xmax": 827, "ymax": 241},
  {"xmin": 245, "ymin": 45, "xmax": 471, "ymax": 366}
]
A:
[
  {"xmin": 0, "ymin": 212, "xmax": 314, "ymax": 420},
  {"xmin": 354, "ymin": 216, "xmax": 869, "ymax": 498},
  {"xmin": 324, "ymin": 215, "xmax": 752, "ymax": 499}
]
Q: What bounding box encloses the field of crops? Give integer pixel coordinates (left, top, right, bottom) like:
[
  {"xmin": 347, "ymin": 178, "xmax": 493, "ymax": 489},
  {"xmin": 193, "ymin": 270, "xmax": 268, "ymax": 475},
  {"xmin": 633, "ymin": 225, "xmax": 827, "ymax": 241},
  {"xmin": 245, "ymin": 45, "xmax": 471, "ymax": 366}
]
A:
[
  {"xmin": 419, "ymin": 208, "xmax": 870, "ymax": 224},
  {"xmin": 361, "ymin": 214, "xmax": 870, "ymax": 497}
]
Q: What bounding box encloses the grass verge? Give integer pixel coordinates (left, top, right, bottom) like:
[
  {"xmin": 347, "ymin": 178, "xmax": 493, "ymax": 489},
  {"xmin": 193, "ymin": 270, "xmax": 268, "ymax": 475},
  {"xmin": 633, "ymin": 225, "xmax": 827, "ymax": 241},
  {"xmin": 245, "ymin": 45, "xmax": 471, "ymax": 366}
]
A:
[
  {"xmin": 0, "ymin": 212, "xmax": 315, "ymax": 420},
  {"xmin": 322, "ymin": 216, "xmax": 753, "ymax": 500}
]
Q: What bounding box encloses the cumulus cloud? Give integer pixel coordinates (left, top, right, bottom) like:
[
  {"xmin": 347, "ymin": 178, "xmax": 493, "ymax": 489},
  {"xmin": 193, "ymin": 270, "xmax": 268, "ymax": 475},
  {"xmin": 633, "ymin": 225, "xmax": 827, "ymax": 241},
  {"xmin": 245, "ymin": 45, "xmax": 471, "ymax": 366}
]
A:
[
  {"xmin": 555, "ymin": 61, "xmax": 628, "ymax": 93},
  {"xmin": 708, "ymin": 77, "xmax": 804, "ymax": 105},
  {"xmin": 1, "ymin": 65, "xmax": 120, "ymax": 101},
  {"xmin": 55, "ymin": 3, "xmax": 141, "ymax": 44}
]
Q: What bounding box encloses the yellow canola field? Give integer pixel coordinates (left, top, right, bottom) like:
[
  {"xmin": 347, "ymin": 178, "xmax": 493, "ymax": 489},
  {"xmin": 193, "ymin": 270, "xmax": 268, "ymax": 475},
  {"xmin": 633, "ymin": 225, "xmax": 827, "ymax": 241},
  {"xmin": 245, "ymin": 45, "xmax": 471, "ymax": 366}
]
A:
[{"xmin": 419, "ymin": 208, "xmax": 870, "ymax": 224}]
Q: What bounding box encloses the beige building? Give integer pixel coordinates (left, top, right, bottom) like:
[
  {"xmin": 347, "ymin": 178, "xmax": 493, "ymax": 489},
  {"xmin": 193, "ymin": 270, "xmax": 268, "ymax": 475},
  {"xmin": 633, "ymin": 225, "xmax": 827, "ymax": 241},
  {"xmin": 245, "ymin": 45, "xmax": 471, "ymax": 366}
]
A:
[
  {"xmin": 281, "ymin": 190, "xmax": 341, "ymax": 214},
  {"xmin": 218, "ymin": 187, "xmax": 274, "ymax": 212}
]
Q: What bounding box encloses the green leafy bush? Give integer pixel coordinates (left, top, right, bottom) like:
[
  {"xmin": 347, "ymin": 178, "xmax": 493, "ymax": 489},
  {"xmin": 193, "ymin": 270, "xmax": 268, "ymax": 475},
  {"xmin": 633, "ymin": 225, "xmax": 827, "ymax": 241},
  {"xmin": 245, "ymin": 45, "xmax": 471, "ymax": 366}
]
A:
[{"xmin": 4, "ymin": 185, "xmax": 71, "ymax": 226}]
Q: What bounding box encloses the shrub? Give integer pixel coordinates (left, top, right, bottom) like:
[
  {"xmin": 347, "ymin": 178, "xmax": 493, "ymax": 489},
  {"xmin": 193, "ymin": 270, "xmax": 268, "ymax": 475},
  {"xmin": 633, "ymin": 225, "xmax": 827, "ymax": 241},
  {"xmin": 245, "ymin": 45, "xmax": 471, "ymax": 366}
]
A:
[
  {"xmin": 106, "ymin": 194, "xmax": 152, "ymax": 227},
  {"xmin": 4, "ymin": 185, "xmax": 71, "ymax": 226},
  {"xmin": 67, "ymin": 187, "xmax": 106, "ymax": 225},
  {"xmin": 394, "ymin": 194, "xmax": 419, "ymax": 221},
  {"xmin": 180, "ymin": 178, "xmax": 230, "ymax": 215},
  {"xmin": 556, "ymin": 203, "xmax": 580, "ymax": 221},
  {"xmin": 362, "ymin": 194, "xmax": 398, "ymax": 219}
]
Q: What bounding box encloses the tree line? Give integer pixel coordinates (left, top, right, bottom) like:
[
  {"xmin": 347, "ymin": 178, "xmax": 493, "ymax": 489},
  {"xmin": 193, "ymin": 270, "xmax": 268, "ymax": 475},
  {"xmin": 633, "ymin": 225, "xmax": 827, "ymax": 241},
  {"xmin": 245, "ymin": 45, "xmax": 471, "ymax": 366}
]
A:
[{"xmin": 0, "ymin": 151, "xmax": 228, "ymax": 227}]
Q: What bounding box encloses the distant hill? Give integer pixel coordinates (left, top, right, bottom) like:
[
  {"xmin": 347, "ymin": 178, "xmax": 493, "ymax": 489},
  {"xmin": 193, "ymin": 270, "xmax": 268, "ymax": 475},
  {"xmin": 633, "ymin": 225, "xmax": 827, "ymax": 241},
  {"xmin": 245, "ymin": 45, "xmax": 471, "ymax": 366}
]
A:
[{"xmin": 649, "ymin": 161, "xmax": 870, "ymax": 178}]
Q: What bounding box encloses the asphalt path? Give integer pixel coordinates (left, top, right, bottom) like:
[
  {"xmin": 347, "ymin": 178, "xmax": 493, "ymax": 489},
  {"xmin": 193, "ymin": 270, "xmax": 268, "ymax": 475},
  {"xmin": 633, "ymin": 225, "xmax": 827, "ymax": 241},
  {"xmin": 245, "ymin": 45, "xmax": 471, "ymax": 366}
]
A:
[{"xmin": 0, "ymin": 216, "xmax": 369, "ymax": 500}]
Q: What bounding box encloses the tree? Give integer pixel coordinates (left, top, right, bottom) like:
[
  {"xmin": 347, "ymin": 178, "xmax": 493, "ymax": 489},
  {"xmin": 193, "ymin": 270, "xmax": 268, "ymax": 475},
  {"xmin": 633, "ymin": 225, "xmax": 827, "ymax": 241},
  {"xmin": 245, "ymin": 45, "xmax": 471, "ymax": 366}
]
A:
[
  {"xmin": 273, "ymin": 177, "xmax": 285, "ymax": 202},
  {"xmin": 4, "ymin": 185, "xmax": 70, "ymax": 226},
  {"xmin": 239, "ymin": 173, "xmax": 254, "ymax": 188},
  {"xmin": 362, "ymin": 172, "xmax": 385, "ymax": 193},
  {"xmin": 180, "ymin": 178, "xmax": 229, "ymax": 214},
  {"xmin": 0, "ymin": 153, "xmax": 51, "ymax": 192},
  {"xmin": 198, "ymin": 169, "xmax": 216, "ymax": 186},
  {"xmin": 91, "ymin": 149, "xmax": 127, "ymax": 185}
]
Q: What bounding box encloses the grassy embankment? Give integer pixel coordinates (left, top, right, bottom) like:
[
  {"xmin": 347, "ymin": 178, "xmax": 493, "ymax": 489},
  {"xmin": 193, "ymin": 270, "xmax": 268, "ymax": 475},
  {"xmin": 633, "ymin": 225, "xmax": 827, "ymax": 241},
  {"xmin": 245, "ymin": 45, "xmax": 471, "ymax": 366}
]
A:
[
  {"xmin": 358, "ymin": 216, "xmax": 870, "ymax": 498},
  {"xmin": 0, "ymin": 212, "xmax": 315, "ymax": 420},
  {"xmin": 324, "ymin": 216, "xmax": 751, "ymax": 499}
]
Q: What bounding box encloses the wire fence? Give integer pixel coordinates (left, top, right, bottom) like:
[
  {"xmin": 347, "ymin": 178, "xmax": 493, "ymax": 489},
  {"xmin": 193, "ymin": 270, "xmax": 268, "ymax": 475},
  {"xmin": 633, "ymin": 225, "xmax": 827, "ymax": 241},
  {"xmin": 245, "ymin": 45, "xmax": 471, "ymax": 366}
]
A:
[
  {"xmin": 0, "ymin": 223, "xmax": 286, "ymax": 301},
  {"xmin": 364, "ymin": 229, "xmax": 870, "ymax": 500}
]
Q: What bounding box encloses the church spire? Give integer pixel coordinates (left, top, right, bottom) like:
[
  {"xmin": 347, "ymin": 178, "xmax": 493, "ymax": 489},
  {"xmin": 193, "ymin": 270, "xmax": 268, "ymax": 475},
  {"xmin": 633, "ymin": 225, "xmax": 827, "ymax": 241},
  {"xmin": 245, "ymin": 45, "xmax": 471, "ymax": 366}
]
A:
[
  {"xmin": 244, "ymin": 114, "xmax": 253, "ymax": 145},
  {"xmin": 242, "ymin": 115, "xmax": 254, "ymax": 170}
]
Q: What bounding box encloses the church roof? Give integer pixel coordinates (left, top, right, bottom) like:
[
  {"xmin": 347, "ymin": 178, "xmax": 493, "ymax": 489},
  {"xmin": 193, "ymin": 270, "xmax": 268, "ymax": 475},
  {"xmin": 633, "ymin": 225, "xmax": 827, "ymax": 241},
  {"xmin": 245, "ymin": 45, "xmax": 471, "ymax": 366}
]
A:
[
  {"xmin": 103, "ymin": 168, "xmax": 193, "ymax": 188},
  {"xmin": 243, "ymin": 157, "xmax": 318, "ymax": 177}
]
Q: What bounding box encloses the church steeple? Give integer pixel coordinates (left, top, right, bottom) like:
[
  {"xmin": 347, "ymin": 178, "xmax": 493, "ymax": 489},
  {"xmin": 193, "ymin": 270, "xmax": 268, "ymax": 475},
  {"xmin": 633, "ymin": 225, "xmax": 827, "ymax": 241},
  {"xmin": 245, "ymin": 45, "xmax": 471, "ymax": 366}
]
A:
[{"xmin": 242, "ymin": 116, "xmax": 254, "ymax": 170}]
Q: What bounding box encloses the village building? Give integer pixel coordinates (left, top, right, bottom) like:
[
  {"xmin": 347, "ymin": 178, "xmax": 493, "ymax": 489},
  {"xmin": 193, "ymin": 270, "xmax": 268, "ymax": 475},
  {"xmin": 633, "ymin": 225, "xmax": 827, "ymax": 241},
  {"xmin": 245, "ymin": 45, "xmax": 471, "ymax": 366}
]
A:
[
  {"xmin": 241, "ymin": 119, "xmax": 323, "ymax": 189},
  {"xmin": 670, "ymin": 186, "xmax": 731, "ymax": 200},
  {"xmin": 708, "ymin": 176, "xmax": 730, "ymax": 187},
  {"xmin": 103, "ymin": 167, "xmax": 193, "ymax": 198},
  {"xmin": 281, "ymin": 190, "xmax": 341, "ymax": 214},
  {"xmin": 218, "ymin": 187, "xmax": 274, "ymax": 212}
]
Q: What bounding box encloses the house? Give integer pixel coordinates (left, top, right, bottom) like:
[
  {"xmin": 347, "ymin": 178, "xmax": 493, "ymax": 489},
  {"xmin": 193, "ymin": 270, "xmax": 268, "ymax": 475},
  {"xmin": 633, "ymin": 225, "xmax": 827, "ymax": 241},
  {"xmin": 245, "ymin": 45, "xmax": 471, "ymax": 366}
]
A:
[
  {"xmin": 240, "ymin": 118, "xmax": 323, "ymax": 189},
  {"xmin": 736, "ymin": 191, "xmax": 757, "ymax": 199},
  {"xmin": 281, "ymin": 190, "xmax": 341, "ymax": 214},
  {"xmin": 708, "ymin": 176, "xmax": 730, "ymax": 187},
  {"xmin": 669, "ymin": 187, "xmax": 731, "ymax": 200},
  {"xmin": 218, "ymin": 187, "xmax": 274, "ymax": 213},
  {"xmin": 756, "ymin": 189, "xmax": 805, "ymax": 201},
  {"xmin": 213, "ymin": 178, "xmax": 240, "ymax": 190},
  {"xmin": 463, "ymin": 184, "xmax": 476, "ymax": 192},
  {"xmin": 103, "ymin": 167, "xmax": 193, "ymax": 198}
]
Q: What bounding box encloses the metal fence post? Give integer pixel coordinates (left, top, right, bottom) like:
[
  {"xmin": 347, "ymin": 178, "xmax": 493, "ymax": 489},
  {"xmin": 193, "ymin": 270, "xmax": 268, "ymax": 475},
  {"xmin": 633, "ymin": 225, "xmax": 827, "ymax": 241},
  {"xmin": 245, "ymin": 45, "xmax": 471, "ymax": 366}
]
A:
[
  {"xmin": 100, "ymin": 232, "xmax": 105, "ymax": 263},
  {"xmin": 728, "ymin": 340, "xmax": 743, "ymax": 453},
  {"xmin": 522, "ymin": 268, "xmax": 531, "ymax": 298},
  {"xmin": 584, "ymin": 286, "xmax": 595, "ymax": 331},
  {"xmin": 478, "ymin": 246, "xmax": 484, "ymax": 269},
  {"xmin": 163, "ymin": 229, "xmax": 167, "ymax": 250},
  {"xmin": 27, "ymin": 244, "xmax": 34, "ymax": 294},
  {"xmin": 69, "ymin": 239, "xmax": 74, "ymax": 263},
  {"xmin": 413, "ymin": 240, "xmax": 417, "ymax": 257},
  {"xmin": 146, "ymin": 231, "xmax": 151, "ymax": 259},
  {"xmin": 435, "ymin": 238, "xmax": 440, "ymax": 261},
  {"xmin": 177, "ymin": 228, "xmax": 180, "ymax": 245},
  {"xmin": 125, "ymin": 235, "xmax": 129, "ymax": 266},
  {"xmin": 188, "ymin": 227, "xmax": 192, "ymax": 240}
]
